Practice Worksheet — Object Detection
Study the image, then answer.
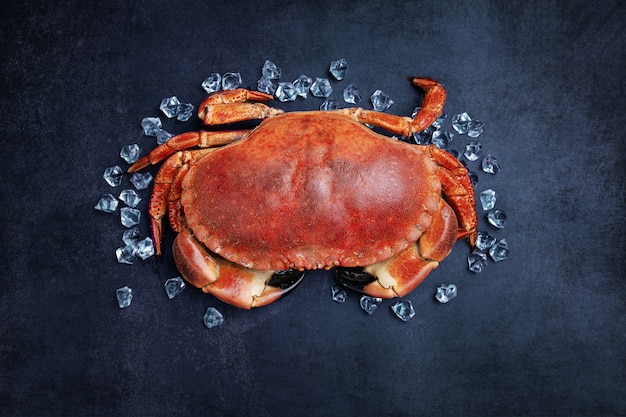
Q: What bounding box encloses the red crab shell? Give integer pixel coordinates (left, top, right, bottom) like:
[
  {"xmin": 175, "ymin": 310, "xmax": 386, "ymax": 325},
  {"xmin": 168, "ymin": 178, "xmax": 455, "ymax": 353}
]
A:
[{"xmin": 182, "ymin": 112, "xmax": 440, "ymax": 271}]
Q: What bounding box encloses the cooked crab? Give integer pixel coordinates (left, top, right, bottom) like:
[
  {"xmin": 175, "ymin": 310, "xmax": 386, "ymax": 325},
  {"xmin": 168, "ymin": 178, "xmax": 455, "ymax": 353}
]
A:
[{"xmin": 129, "ymin": 77, "xmax": 477, "ymax": 309}]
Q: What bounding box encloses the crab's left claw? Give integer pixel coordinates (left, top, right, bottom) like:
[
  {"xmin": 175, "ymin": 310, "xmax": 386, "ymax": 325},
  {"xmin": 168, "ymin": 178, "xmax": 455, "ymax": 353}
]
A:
[
  {"xmin": 173, "ymin": 226, "xmax": 304, "ymax": 309},
  {"xmin": 336, "ymin": 198, "xmax": 459, "ymax": 298}
]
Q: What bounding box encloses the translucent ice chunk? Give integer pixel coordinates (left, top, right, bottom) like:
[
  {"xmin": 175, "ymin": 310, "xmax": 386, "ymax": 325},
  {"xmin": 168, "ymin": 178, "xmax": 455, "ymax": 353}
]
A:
[
  {"xmin": 116, "ymin": 286, "xmax": 133, "ymax": 308},
  {"xmin": 489, "ymin": 239, "xmax": 510, "ymax": 262},
  {"xmin": 130, "ymin": 172, "xmax": 153, "ymax": 190},
  {"xmin": 467, "ymin": 170, "xmax": 479, "ymax": 186},
  {"xmin": 141, "ymin": 117, "xmax": 162, "ymax": 136},
  {"xmin": 204, "ymin": 307, "xmax": 224, "ymax": 328},
  {"xmin": 122, "ymin": 226, "xmax": 140, "ymax": 246},
  {"xmin": 431, "ymin": 130, "xmax": 454, "ymax": 149},
  {"xmin": 202, "ymin": 73, "xmax": 222, "ymax": 94},
  {"xmin": 275, "ymin": 82, "xmax": 297, "ymax": 102},
  {"xmin": 222, "ymin": 72, "xmax": 242, "ymax": 90},
  {"xmin": 135, "ymin": 237, "xmax": 154, "ymax": 260},
  {"xmin": 103, "ymin": 165, "xmax": 123, "ymax": 187},
  {"xmin": 452, "ymin": 112, "xmax": 471, "ymax": 134},
  {"xmin": 293, "ymin": 75, "xmax": 313, "ymax": 97},
  {"xmin": 342, "ymin": 85, "xmax": 361, "ymax": 104},
  {"xmin": 320, "ymin": 97, "xmax": 338, "ymax": 111},
  {"xmin": 463, "ymin": 141, "xmax": 482, "ymax": 161},
  {"xmin": 391, "ymin": 300, "xmax": 415, "ymax": 321},
  {"xmin": 360, "ymin": 295, "xmax": 383, "ymax": 314},
  {"xmin": 482, "ymin": 154, "xmax": 501, "ymax": 174},
  {"xmin": 156, "ymin": 129, "xmax": 173, "ymax": 145},
  {"xmin": 412, "ymin": 127, "xmax": 433, "ymax": 145},
  {"xmin": 120, "ymin": 207, "xmax": 141, "ymax": 227},
  {"xmin": 116, "ymin": 245, "xmax": 138, "ymax": 264},
  {"xmin": 177, "ymin": 103, "xmax": 194, "ymax": 122},
  {"xmin": 311, "ymin": 77, "xmax": 332, "ymax": 98},
  {"xmin": 467, "ymin": 120, "xmax": 484, "ymax": 138},
  {"xmin": 165, "ymin": 276, "xmax": 186, "ymax": 299},
  {"xmin": 331, "ymin": 285, "xmax": 347, "ymax": 303},
  {"xmin": 468, "ymin": 251, "xmax": 488, "ymax": 273},
  {"xmin": 435, "ymin": 284, "xmax": 457, "ymax": 303},
  {"xmin": 475, "ymin": 231, "xmax": 496, "ymax": 251},
  {"xmin": 329, "ymin": 58, "xmax": 348, "ymax": 80},
  {"xmin": 119, "ymin": 189, "xmax": 141, "ymax": 208},
  {"xmin": 480, "ymin": 189, "xmax": 496, "ymax": 210},
  {"xmin": 487, "ymin": 209, "xmax": 507, "ymax": 229},
  {"xmin": 120, "ymin": 144, "xmax": 140, "ymax": 164},
  {"xmin": 95, "ymin": 194, "xmax": 118, "ymax": 213},
  {"xmin": 257, "ymin": 77, "xmax": 276, "ymax": 95},
  {"xmin": 262, "ymin": 60, "xmax": 281, "ymax": 80},
  {"xmin": 160, "ymin": 96, "xmax": 181, "ymax": 118},
  {"xmin": 371, "ymin": 90, "xmax": 394, "ymax": 111}
]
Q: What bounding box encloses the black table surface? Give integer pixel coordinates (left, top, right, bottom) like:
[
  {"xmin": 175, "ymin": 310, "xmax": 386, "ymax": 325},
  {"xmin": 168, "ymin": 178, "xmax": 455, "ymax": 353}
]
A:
[{"xmin": 1, "ymin": 1, "xmax": 625, "ymax": 416}]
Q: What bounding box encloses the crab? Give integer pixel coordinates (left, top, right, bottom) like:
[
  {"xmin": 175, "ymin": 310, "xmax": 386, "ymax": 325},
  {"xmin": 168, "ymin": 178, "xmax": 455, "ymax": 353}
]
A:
[{"xmin": 128, "ymin": 77, "xmax": 477, "ymax": 309}]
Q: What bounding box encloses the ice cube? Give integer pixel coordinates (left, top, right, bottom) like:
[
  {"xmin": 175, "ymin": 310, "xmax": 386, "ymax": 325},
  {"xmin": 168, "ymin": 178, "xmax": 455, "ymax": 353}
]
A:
[
  {"xmin": 467, "ymin": 251, "xmax": 488, "ymax": 273},
  {"xmin": 320, "ymin": 97, "xmax": 338, "ymax": 111},
  {"xmin": 120, "ymin": 207, "xmax": 141, "ymax": 228},
  {"xmin": 482, "ymin": 154, "xmax": 501, "ymax": 174},
  {"xmin": 257, "ymin": 77, "xmax": 276, "ymax": 95},
  {"xmin": 310, "ymin": 77, "xmax": 332, "ymax": 98},
  {"xmin": 479, "ymin": 189, "xmax": 497, "ymax": 210},
  {"xmin": 435, "ymin": 284, "xmax": 457, "ymax": 303},
  {"xmin": 177, "ymin": 103, "xmax": 194, "ymax": 122},
  {"xmin": 463, "ymin": 141, "xmax": 482, "ymax": 161},
  {"xmin": 202, "ymin": 73, "xmax": 222, "ymax": 94},
  {"xmin": 370, "ymin": 90, "xmax": 394, "ymax": 111},
  {"xmin": 475, "ymin": 231, "xmax": 496, "ymax": 251},
  {"xmin": 467, "ymin": 170, "xmax": 479, "ymax": 186},
  {"xmin": 275, "ymin": 82, "xmax": 297, "ymax": 102},
  {"xmin": 487, "ymin": 209, "xmax": 507, "ymax": 229},
  {"xmin": 119, "ymin": 189, "xmax": 141, "ymax": 208},
  {"xmin": 116, "ymin": 286, "xmax": 133, "ymax": 308},
  {"xmin": 203, "ymin": 307, "xmax": 224, "ymax": 328},
  {"xmin": 94, "ymin": 194, "xmax": 119, "ymax": 213},
  {"xmin": 467, "ymin": 120, "xmax": 484, "ymax": 138},
  {"xmin": 130, "ymin": 172, "xmax": 153, "ymax": 190},
  {"xmin": 329, "ymin": 58, "xmax": 348, "ymax": 80},
  {"xmin": 159, "ymin": 96, "xmax": 181, "ymax": 118},
  {"xmin": 141, "ymin": 117, "xmax": 162, "ymax": 136},
  {"xmin": 120, "ymin": 144, "xmax": 140, "ymax": 164},
  {"xmin": 489, "ymin": 239, "xmax": 510, "ymax": 262},
  {"xmin": 431, "ymin": 130, "xmax": 454, "ymax": 149},
  {"xmin": 293, "ymin": 75, "xmax": 313, "ymax": 97},
  {"xmin": 103, "ymin": 165, "xmax": 123, "ymax": 187},
  {"xmin": 391, "ymin": 300, "xmax": 415, "ymax": 321},
  {"xmin": 156, "ymin": 129, "xmax": 173, "ymax": 145},
  {"xmin": 342, "ymin": 85, "xmax": 361, "ymax": 104},
  {"xmin": 165, "ymin": 276, "xmax": 186, "ymax": 299},
  {"xmin": 262, "ymin": 60, "xmax": 282, "ymax": 80},
  {"xmin": 122, "ymin": 226, "xmax": 141, "ymax": 246},
  {"xmin": 360, "ymin": 295, "xmax": 383, "ymax": 314},
  {"xmin": 411, "ymin": 127, "xmax": 433, "ymax": 145},
  {"xmin": 331, "ymin": 285, "xmax": 347, "ymax": 303},
  {"xmin": 222, "ymin": 72, "xmax": 242, "ymax": 90},
  {"xmin": 452, "ymin": 112, "xmax": 471, "ymax": 134},
  {"xmin": 135, "ymin": 237, "xmax": 154, "ymax": 260},
  {"xmin": 116, "ymin": 245, "xmax": 138, "ymax": 264}
]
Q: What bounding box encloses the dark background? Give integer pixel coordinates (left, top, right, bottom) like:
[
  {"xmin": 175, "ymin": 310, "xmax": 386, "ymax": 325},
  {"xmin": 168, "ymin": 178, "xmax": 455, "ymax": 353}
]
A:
[{"xmin": 1, "ymin": 1, "xmax": 625, "ymax": 416}]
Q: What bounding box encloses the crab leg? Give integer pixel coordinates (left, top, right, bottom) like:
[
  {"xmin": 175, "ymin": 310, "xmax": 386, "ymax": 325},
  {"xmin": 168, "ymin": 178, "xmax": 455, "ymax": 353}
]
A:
[
  {"xmin": 148, "ymin": 149, "xmax": 214, "ymax": 255},
  {"xmin": 198, "ymin": 88, "xmax": 283, "ymax": 126},
  {"xmin": 173, "ymin": 226, "xmax": 304, "ymax": 309},
  {"xmin": 337, "ymin": 77, "xmax": 446, "ymax": 137},
  {"xmin": 428, "ymin": 146, "xmax": 478, "ymax": 245},
  {"xmin": 128, "ymin": 130, "xmax": 248, "ymax": 173}
]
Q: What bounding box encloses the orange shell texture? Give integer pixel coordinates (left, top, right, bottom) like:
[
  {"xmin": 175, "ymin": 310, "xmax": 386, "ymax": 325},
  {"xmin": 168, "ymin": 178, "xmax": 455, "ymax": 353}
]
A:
[{"xmin": 181, "ymin": 112, "xmax": 441, "ymax": 271}]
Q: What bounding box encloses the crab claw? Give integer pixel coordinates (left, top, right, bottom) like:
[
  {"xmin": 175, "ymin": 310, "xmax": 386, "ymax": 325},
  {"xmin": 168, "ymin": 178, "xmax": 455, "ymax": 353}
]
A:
[{"xmin": 173, "ymin": 226, "xmax": 304, "ymax": 309}]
